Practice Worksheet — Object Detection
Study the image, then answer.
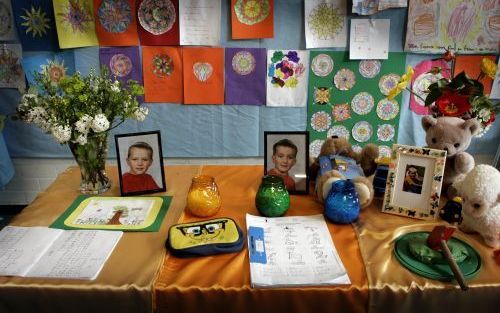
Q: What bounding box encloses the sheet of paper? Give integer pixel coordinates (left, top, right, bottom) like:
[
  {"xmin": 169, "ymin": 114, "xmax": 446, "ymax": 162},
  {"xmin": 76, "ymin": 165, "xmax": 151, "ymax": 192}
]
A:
[
  {"xmin": 0, "ymin": 226, "xmax": 62, "ymax": 276},
  {"xmin": 352, "ymin": 0, "xmax": 407, "ymax": 15},
  {"xmin": 26, "ymin": 230, "xmax": 122, "ymax": 280},
  {"xmin": 246, "ymin": 214, "xmax": 350, "ymax": 287},
  {"xmin": 305, "ymin": 0, "xmax": 347, "ymax": 48},
  {"xmin": 0, "ymin": 44, "xmax": 26, "ymax": 90},
  {"xmin": 0, "ymin": 0, "xmax": 16, "ymax": 41},
  {"xmin": 490, "ymin": 59, "xmax": 500, "ymax": 100},
  {"xmin": 179, "ymin": 0, "xmax": 221, "ymax": 46},
  {"xmin": 350, "ymin": 19, "xmax": 390, "ymax": 60}
]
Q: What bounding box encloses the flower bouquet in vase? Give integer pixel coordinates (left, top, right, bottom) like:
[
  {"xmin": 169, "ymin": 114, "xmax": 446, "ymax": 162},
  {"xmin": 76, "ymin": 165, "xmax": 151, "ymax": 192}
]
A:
[{"xmin": 16, "ymin": 67, "xmax": 147, "ymax": 194}]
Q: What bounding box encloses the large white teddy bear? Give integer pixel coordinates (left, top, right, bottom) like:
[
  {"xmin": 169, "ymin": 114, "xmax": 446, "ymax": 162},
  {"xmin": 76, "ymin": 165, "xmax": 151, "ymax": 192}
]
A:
[{"xmin": 453, "ymin": 164, "xmax": 500, "ymax": 248}]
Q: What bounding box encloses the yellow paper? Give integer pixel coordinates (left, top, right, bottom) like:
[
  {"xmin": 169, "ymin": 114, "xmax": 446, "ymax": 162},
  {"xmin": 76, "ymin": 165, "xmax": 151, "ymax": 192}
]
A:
[{"xmin": 53, "ymin": 0, "xmax": 98, "ymax": 48}]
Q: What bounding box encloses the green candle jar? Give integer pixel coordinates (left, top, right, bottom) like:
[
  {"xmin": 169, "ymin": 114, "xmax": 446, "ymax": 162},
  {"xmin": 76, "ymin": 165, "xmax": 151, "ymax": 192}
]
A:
[{"xmin": 255, "ymin": 175, "xmax": 290, "ymax": 217}]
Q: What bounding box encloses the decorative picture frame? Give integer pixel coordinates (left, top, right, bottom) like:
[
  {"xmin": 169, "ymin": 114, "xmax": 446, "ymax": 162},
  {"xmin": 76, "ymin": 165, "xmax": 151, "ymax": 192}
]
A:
[
  {"xmin": 115, "ymin": 131, "xmax": 166, "ymax": 196},
  {"xmin": 382, "ymin": 144, "xmax": 446, "ymax": 220},
  {"xmin": 264, "ymin": 131, "xmax": 309, "ymax": 195}
]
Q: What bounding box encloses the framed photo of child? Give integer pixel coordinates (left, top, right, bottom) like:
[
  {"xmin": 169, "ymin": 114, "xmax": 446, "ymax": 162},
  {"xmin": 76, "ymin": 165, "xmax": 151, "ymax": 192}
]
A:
[
  {"xmin": 264, "ymin": 131, "xmax": 309, "ymax": 195},
  {"xmin": 115, "ymin": 131, "xmax": 166, "ymax": 196}
]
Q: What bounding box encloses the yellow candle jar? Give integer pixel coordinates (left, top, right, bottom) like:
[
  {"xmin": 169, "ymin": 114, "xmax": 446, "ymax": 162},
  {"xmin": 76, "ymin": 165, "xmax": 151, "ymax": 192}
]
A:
[{"xmin": 186, "ymin": 175, "xmax": 221, "ymax": 217}]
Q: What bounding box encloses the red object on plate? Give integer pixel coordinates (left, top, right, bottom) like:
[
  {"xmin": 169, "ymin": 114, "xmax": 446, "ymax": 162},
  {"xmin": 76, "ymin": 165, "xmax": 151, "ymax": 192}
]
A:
[{"xmin": 427, "ymin": 225, "xmax": 455, "ymax": 250}]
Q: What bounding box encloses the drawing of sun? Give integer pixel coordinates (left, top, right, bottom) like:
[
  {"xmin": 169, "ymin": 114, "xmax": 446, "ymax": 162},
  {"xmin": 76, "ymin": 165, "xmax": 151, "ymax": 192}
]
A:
[
  {"xmin": 58, "ymin": 0, "xmax": 93, "ymax": 34},
  {"xmin": 42, "ymin": 59, "xmax": 67, "ymax": 84},
  {"xmin": 308, "ymin": 3, "xmax": 344, "ymax": 39},
  {"xmin": 21, "ymin": 6, "xmax": 51, "ymax": 38},
  {"xmin": 234, "ymin": 0, "xmax": 270, "ymax": 25}
]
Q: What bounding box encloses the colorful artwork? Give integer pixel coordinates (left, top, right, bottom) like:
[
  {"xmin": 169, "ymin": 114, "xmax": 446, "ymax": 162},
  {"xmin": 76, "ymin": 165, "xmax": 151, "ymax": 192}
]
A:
[
  {"xmin": 332, "ymin": 103, "xmax": 351, "ymax": 122},
  {"xmin": 20, "ymin": 5, "xmax": 51, "ymax": 38},
  {"xmin": 377, "ymin": 124, "xmax": 395, "ymax": 142},
  {"xmin": 0, "ymin": 1, "xmax": 13, "ymax": 38},
  {"xmin": 0, "ymin": 45, "xmax": 25, "ymax": 89},
  {"xmin": 151, "ymin": 54, "xmax": 174, "ymax": 78},
  {"xmin": 334, "ymin": 68, "xmax": 356, "ymax": 91},
  {"xmin": 352, "ymin": 144, "xmax": 362, "ymax": 153},
  {"xmin": 305, "ymin": 0, "xmax": 346, "ymax": 48},
  {"xmin": 231, "ymin": 0, "xmax": 273, "ymax": 39},
  {"xmin": 359, "ymin": 60, "xmax": 381, "ymax": 78},
  {"xmin": 138, "ymin": 0, "xmax": 176, "ymax": 35},
  {"xmin": 405, "ymin": 0, "xmax": 499, "ymax": 54},
  {"xmin": 53, "ymin": 0, "xmax": 98, "ymax": 48},
  {"xmin": 232, "ymin": 51, "xmax": 256, "ymax": 75},
  {"xmin": 57, "ymin": 0, "xmax": 94, "ymax": 33},
  {"xmin": 351, "ymin": 92, "xmax": 374, "ymax": 115},
  {"xmin": 43, "ymin": 59, "xmax": 67, "ymax": 85},
  {"xmin": 193, "ymin": 62, "xmax": 213, "ymax": 82},
  {"xmin": 309, "ymin": 139, "xmax": 325, "ymax": 158},
  {"xmin": 376, "ymin": 98, "xmax": 399, "ymax": 120},
  {"xmin": 310, "ymin": 111, "xmax": 332, "ymax": 132},
  {"xmin": 378, "ymin": 145, "xmax": 392, "ymax": 158},
  {"xmin": 352, "ymin": 121, "xmax": 373, "ymax": 143},
  {"xmin": 352, "ymin": 0, "xmax": 408, "ymax": 16},
  {"xmin": 268, "ymin": 50, "xmax": 306, "ymax": 88},
  {"xmin": 311, "ymin": 53, "xmax": 334, "ymax": 77},
  {"xmin": 234, "ymin": 0, "xmax": 270, "ymax": 25},
  {"xmin": 109, "ymin": 54, "xmax": 133, "ymax": 77},
  {"xmin": 378, "ymin": 73, "xmax": 400, "ymax": 95},
  {"xmin": 410, "ymin": 59, "xmax": 450, "ymax": 115},
  {"xmin": 99, "ymin": 47, "xmax": 143, "ymax": 86},
  {"xmin": 98, "ymin": 0, "xmax": 132, "ymax": 33},
  {"xmin": 21, "ymin": 51, "xmax": 76, "ymax": 87},
  {"xmin": 328, "ymin": 125, "xmax": 350, "ymax": 140},
  {"xmin": 13, "ymin": 1, "xmax": 59, "ymax": 50},
  {"xmin": 314, "ymin": 87, "xmax": 331, "ymax": 105}
]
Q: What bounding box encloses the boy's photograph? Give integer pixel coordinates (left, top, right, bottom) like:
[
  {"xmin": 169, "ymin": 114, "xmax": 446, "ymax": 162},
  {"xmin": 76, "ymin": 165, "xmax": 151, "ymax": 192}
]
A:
[
  {"xmin": 264, "ymin": 131, "xmax": 309, "ymax": 195},
  {"xmin": 115, "ymin": 131, "xmax": 166, "ymax": 196}
]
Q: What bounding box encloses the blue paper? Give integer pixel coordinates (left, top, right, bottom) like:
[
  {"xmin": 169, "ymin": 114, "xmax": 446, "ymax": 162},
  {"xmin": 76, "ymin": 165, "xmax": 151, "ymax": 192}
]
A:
[
  {"xmin": 22, "ymin": 51, "xmax": 75, "ymax": 87},
  {"xmin": 0, "ymin": 132, "xmax": 14, "ymax": 188},
  {"xmin": 248, "ymin": 226, "xmax": 267, "ymax": 264}
]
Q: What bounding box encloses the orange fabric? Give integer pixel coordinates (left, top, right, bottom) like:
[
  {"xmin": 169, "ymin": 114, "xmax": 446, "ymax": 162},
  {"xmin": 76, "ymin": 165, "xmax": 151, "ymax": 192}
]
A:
[
  {"xmin": 182, "ymin": 47, "xmax": 224, "ymax": 105},
  {"xmin": 93, "ymin": 0, "xmax": 139, "ymax": 46},
  {"xmin": 142, "ymin": 46, "xmax": 183, "ymax": 103},
  {"xmin": 454, "ymin": 55, "xmax": 496, "ymax": 94},
  {"xmin": 231, "ymin": 0, "xmax": 274, "ymax": 39},
  {"xmin": 154, "ymin": 165, "xmax": 368, "ymax": 313}
]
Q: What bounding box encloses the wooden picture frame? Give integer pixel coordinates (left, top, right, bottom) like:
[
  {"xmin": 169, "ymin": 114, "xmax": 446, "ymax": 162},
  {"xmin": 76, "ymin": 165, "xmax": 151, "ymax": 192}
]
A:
[
  {"xmin": 382, "ymin": 144, "xmax": 447, "ymax": 220},
  {"xmin": 115, "ymin": 131, "xmax": 166, "ymax": 196},
  {"xmin": 264, "ymin": 131, "xmax": 309, "ymax": 195}
]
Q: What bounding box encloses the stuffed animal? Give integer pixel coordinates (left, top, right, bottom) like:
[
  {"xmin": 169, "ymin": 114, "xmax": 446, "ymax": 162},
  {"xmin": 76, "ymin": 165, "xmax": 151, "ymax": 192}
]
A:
[
  {"xmin": 311, "ymin": 137, "xmax": 378, "ymax": 209},
  {"xmin": 453, "ymin": 164, "xmax": 500, "ymax": 248},
  {"xmin": 422, "ymin": 116, "xmax": 480, "ymax": 198}
]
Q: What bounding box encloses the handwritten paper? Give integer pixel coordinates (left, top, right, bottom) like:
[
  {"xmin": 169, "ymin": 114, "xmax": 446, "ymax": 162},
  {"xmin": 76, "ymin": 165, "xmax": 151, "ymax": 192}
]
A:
[
  {"xmin": 179, "ymin": 0, "xmax": 221, "ymax": 46},
  {"xmin": 349, "ymin": 19, "xmax": 390, "ymax": 60},
  {"xmin": 246, "ymin": 214, "xmax": 350, "ymax": 287},
  {"xmin": 305, "ymin": 0, "xmax": 347, "ymax": 48}
]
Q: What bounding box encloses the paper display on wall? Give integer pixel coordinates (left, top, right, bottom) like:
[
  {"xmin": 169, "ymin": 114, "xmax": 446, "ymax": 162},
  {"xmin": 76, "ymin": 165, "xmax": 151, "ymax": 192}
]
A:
[
  {"xmin": 21, "ymin": 51, "xmax": 76, "ymax": 87},
  {"xmin": 305, "ymin": 0, "xmax": 347, "ymax": 48},
  {"xmin": 490, "ymin": 59, "xmax": 500, "ymax": 100},
  {"xmin": 352, "ymin": 0, "xmax": 407, "ymax": 15},
  {"xmin": 246, "ymin": 214, "xmax": 350, "ymax": 287},
  {"xmin": 136, "ymin": 0, "xmax": 179, "ymax": 45},
  {"xmin": 0, "ymin": 44, "xmax": 26, "ymax": 90},
  {"xmin": 94, "ymin": 0, "xmax": 140, "ymax": 46},
  {"xmin": 349, "ymin": 19, "xmax": 390, "ymax": 60},
  {"xmin": 0, "ymin": 0, "xmax": 16, "ymax": 41},
  {"xmin": 410, "ymin": 59, "xmax": 450, "ymax": 115},
  {"xmin": 52, "ymin": 0, "xmax": 98, "ymax": 49},
  {"xmin": 405, "ymin": 0, "xmax": 500, "ymax": 54},
  {"xmin": 99, "ymin": 46, "xmax": 143, "ymax": 87},
  {"xmin": 453, "ymin": 55, "xmax": 496, "ymax": 95},
  {"xmin": 179, "ymin": 0, "xmax": 221, "ymax": 46},
  {"xmin": 231, "ymin": 0, "xmax": 274, "ymax": 39}
]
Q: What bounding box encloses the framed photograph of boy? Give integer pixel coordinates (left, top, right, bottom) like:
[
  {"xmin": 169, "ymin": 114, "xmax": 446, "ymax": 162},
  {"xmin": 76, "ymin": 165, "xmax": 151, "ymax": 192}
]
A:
[
  {"xmin": 264, "ymin": 131, "xmax": 309, "ymax": 195},
  {"xmin": 382, "ymin": 144, "xmax": 447, "ymax": 220},
  {"xmin": 115, "ymin": 131, "xmax": 166, "ymax": 196}
]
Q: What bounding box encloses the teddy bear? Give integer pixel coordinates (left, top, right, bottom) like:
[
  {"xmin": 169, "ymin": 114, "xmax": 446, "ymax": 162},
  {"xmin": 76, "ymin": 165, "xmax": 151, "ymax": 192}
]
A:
[
  {"xmin": 310, "ymin": 137, "xmax": 379, "ymax": 209},
  {"xmin": 452, "ymin": 164, "xmax": 500, "ymax": 248},
  {"xmin": 421, "ymin": 116, "xmax": 480, "ymax": 198}
]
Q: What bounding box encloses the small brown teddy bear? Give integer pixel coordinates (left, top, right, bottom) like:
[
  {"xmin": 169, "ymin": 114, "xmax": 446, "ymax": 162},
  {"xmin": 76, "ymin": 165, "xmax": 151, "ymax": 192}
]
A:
[{"xmin": 310, "ymin": 137, "xmax": 379, "ymax": 209}]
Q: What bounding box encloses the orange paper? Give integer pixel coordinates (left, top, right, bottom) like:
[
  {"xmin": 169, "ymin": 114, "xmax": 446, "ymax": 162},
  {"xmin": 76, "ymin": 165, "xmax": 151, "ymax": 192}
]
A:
[
  {"xmin": 93, "ymin": 0, "xmax": 139, "ymax": 46},
  {"xmin": 142, "ymin": 46, "xmax": 183, "ymax": 103},
  {"xmin": 182, "ymin": 47, "xmax": 224, "ymax": 105},
  {"xmin": 454, "ymin": 55, "xmax": 496, "ymax": 95},
  {"xmin": 231, "ymin": 0, "xmax": 274, "ymax": 39}
]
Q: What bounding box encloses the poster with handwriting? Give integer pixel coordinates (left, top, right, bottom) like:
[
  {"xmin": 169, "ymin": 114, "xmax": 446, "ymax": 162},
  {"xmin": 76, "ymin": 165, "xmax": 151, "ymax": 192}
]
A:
[
  {"xmin": 179, "ymin": 0, "xmax": 221, "ymax": 46},
  {"xmin": 349, "ymin": 19, "xmax": 390, "ymax": 60}
]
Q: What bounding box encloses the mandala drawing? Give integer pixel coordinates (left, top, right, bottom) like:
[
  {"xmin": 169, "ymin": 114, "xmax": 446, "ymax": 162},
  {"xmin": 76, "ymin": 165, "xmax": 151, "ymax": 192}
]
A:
[
  {"xmin": 379, "ymin": 73, "xmax": 400, "ymax": 96},
  {"xmin": 20, "ymin": 6, "xmax": 51, "ymax": 38},
  {"xmin": 310, "ymin": 111, "xmax": 332, "ymax": 132},
  {"xmin": 352, "ymin": 144, "xmax": 362, "ymax": 154},
  {"xmin": 377, "ymin": 124, "xmax": 395, "ymax": 142},
  {"xmin": 328, "ymin": 125, "xmax": 350, "ymax": 140},
  {"xmin": 332, "ymin": 103, "xmax": 351, "ymax": 122},
  {"xmin": 57, "ymin": 0, "xmax": 94, "ymax": 34},
  {"xmin": 334, "ymin": 68, "xmax": 356, "ymax": 91},
  {"xmin": 307, "ymin": 2, "xmax": 344, "ymax": 39},
  {"xmin": 0, "ymin": 2, "xmax": 13, "ymax": 36},
  {"xmin": 378, "ymin": 145, "xmax": 392, "ymax": 158},
  {"xmin": 234, "ymin": 0, "xmax": 270, "ymax": 25},
  {"xmin": 412, "ymin": 72, "xmax": 442, "ymax": 107},
  {"xmin": 358, "ymin": 60, "xmax": 381, "ymax": 78},
  {"xmin": 268, "ymin": 50, "xmax": 305, "ymax": 89},
  {"xmin": 151, "ymin": 54, "xmax": 174, "ymax": 78},
  {"xmin": 351, "ymin": 92, "xmax": 374, "ymax": 115},
  {"xmin": 138, "ymin": 0, "xmax": 176, "ymax": 35},
  {"xmin": 193, "ymin": 62, "xmax": 213, "ymax": 82},
  {"xmin": 309, "ymin": 139, "xmax": 325, "ymax": 158},
  {"xmin": 0, "ymin": 49, "xmax": 23, "ymax": 84},
  {"xmin": 352, "ymin": 121, "xmax": 372, "ymax": 143},
  {"xmin": 311, "ymin": 54, "xmax": 334, "ymax": 77},
  {"xmin": 98, "ymin": 0, "xmax": 132, "ymax": 33},
  {"xmin": 42, "ymin": 59, "xmax": 67, "ymax": 84},
  {"xmin": 376, "ymin": 98, "xmax": 399, "ymax": 120},
  {"xmin": 109, "ymin": 54, "xmax": 132, "ymax": 77},
  {"xmin": 232, "ymin": 51, "xmax": 256, "ymax": 75},
  {"xmin": 314, "ymin": 87, "xmax": 331, "ymax": 105}
]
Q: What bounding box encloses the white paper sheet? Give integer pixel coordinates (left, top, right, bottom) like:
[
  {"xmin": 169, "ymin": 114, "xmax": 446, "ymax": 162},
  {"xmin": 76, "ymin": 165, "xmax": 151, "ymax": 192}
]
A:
[
  {"xmin": 489, "ymin": 59, "xmax": 500, "ymax": 100},
  {"xmin": 305, "ymin": 0, "xmax": 347, "ymax": 48},
  {"xmin": 179, "ymin": 0, "xmax": 221, "ymax": 46},
  {"xmin": 246, "ymin": 214, "xmax": 350, "ymax": 287},
  {"xmin": 352, "ymin": 0, "xmax": 407, "ymax": 15},
  {"xmin": 349, "ymin": 19, "xmax": 390, "ymax": 60}
]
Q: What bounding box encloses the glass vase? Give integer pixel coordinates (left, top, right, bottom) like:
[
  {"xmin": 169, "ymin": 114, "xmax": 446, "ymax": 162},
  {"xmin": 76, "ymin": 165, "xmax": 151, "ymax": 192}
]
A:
[
  {"xmin": 186, "ymin": 175, "xmax": 222, "ymax": 217},
  {"xmin": 68, "ymin": 133, "xmax": 111, "ymax": 195},
  {"xmin": 255, "ymin": 175, "xmax": 290, "ymax": 217},
  {"xmin": 324, "ymin": 179, "xmax": 360, "ymax": 224}
]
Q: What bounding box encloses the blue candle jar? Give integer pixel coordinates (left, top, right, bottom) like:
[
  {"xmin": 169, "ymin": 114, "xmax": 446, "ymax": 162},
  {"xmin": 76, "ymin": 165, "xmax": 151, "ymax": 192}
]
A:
[{"xmin": 324, "ymin": 179, "xmax": 360, "ymax": 224}]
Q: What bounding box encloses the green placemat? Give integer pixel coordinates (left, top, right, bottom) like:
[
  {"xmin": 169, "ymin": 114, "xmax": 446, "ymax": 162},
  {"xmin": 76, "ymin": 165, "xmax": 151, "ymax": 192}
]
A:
[
  {"xmin": 51, "ymin": 195, "xmax": 172, "ymax": 232},
  {"xmin": 394, "ymin": 231, "xmax": 481, "ymax": 281}
]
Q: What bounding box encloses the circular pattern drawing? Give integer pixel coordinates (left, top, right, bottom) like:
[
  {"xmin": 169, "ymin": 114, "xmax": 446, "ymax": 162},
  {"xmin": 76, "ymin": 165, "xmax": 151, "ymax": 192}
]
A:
[
  {"xmin": 377, "ymin": 124, "xmax": 395, "ymax": 142},
  {"xmin": 378, "ymin": 145, "xmax": 392, "ymax": 158},
  {"xmin": 310, "ymin": 139, "xmax": 325, "ymax": 159},
  {"xmin": 352, "ymin": 144, "xmax": 362, "ymax": 154},
  {"xmin": 334, "ymin": 68, "xmax": 356, "ymax": 91},
  {"xmin": 0, "ymin": 3, "xmax": 12, "ymax": 36},
  {"xmin": 20, "ymin": 5, "xmax": 51, "ymax": 38},
  {"xmin": 268, "ymin": 50, "xmax": 305, "ymax": 89},
  {"xmin": 109, "ymin": 54, "xmax": 132, "ymax": 77},
  {"xmin": 151, "ymin": 54, "xmax": 174, "ymax": 78},
  {"xmin": 332, "ymin": 103, "xmax": 350, "ymax": 122},
  {"xmin": 352, "ymin": 121, "xmax": 373, "ymax": 143},
  {"xmin": 412, "ymin": 72, "xmax": 442, "ymax": 106},
  {"xmin": 328, "ymin": 125, "xmax": 350, "ymax": 140},
  {"xmin": 138, "ymin": 0, "xmax": 176, "ymax": 35},
  {"xmin": 234, "ymin": 0, "xmax": 270, "ymax": 25},
  {"xmin": 98, "ymin": 0, "xmax": 132, "ymax": 33},
  {"xmin": 359, "ymin": 60, "xmax": 381, "ymax": 78},
  {"xmin": 351, "ymin": 92, "xmax": 374, "ymax": 115},
  {"xmin": 43, "ymin": 59, "xmax": 66, "ymax": 84},
  {"xmin": 193, "ymin": 62, "xmax": 213, "ymax": 82},
  {"xmin": 307, "ymin": 2, "xmax": 344, "ymax": 40},
  {"xmin": 311, "ymin": 54, "xmax": 334, "ymax": 77},
  {"xmin": 0, "ymin": 49, "xmax": 23, "ymax": 84},
  {"xmin": 58, "ymin": 0, "xmax": 93, "ymax": 33},
  {"xmin": 377, "ymin": 98, "xmax": 399, "ymax": 120},
  {"xmin": 379, "ymin": 73, "xmax": 401, "ymax": 96},
  {"xmin": 310, "ymin": 111, "xmax": 332, "ymax": 132},
  {"xmin": 314, "ymin": 87, "xmax": 331, "ymax": 105},
  {"xmin": 232, "ymin": 51, "xmax": 256, "ymax": 75}
]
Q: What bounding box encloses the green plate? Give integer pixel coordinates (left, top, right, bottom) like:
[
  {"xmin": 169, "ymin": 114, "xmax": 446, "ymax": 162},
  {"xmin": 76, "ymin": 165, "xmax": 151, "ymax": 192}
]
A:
[{"xmin": 394, "ymin": 231, "xmax": 481, "ymax": 281}]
